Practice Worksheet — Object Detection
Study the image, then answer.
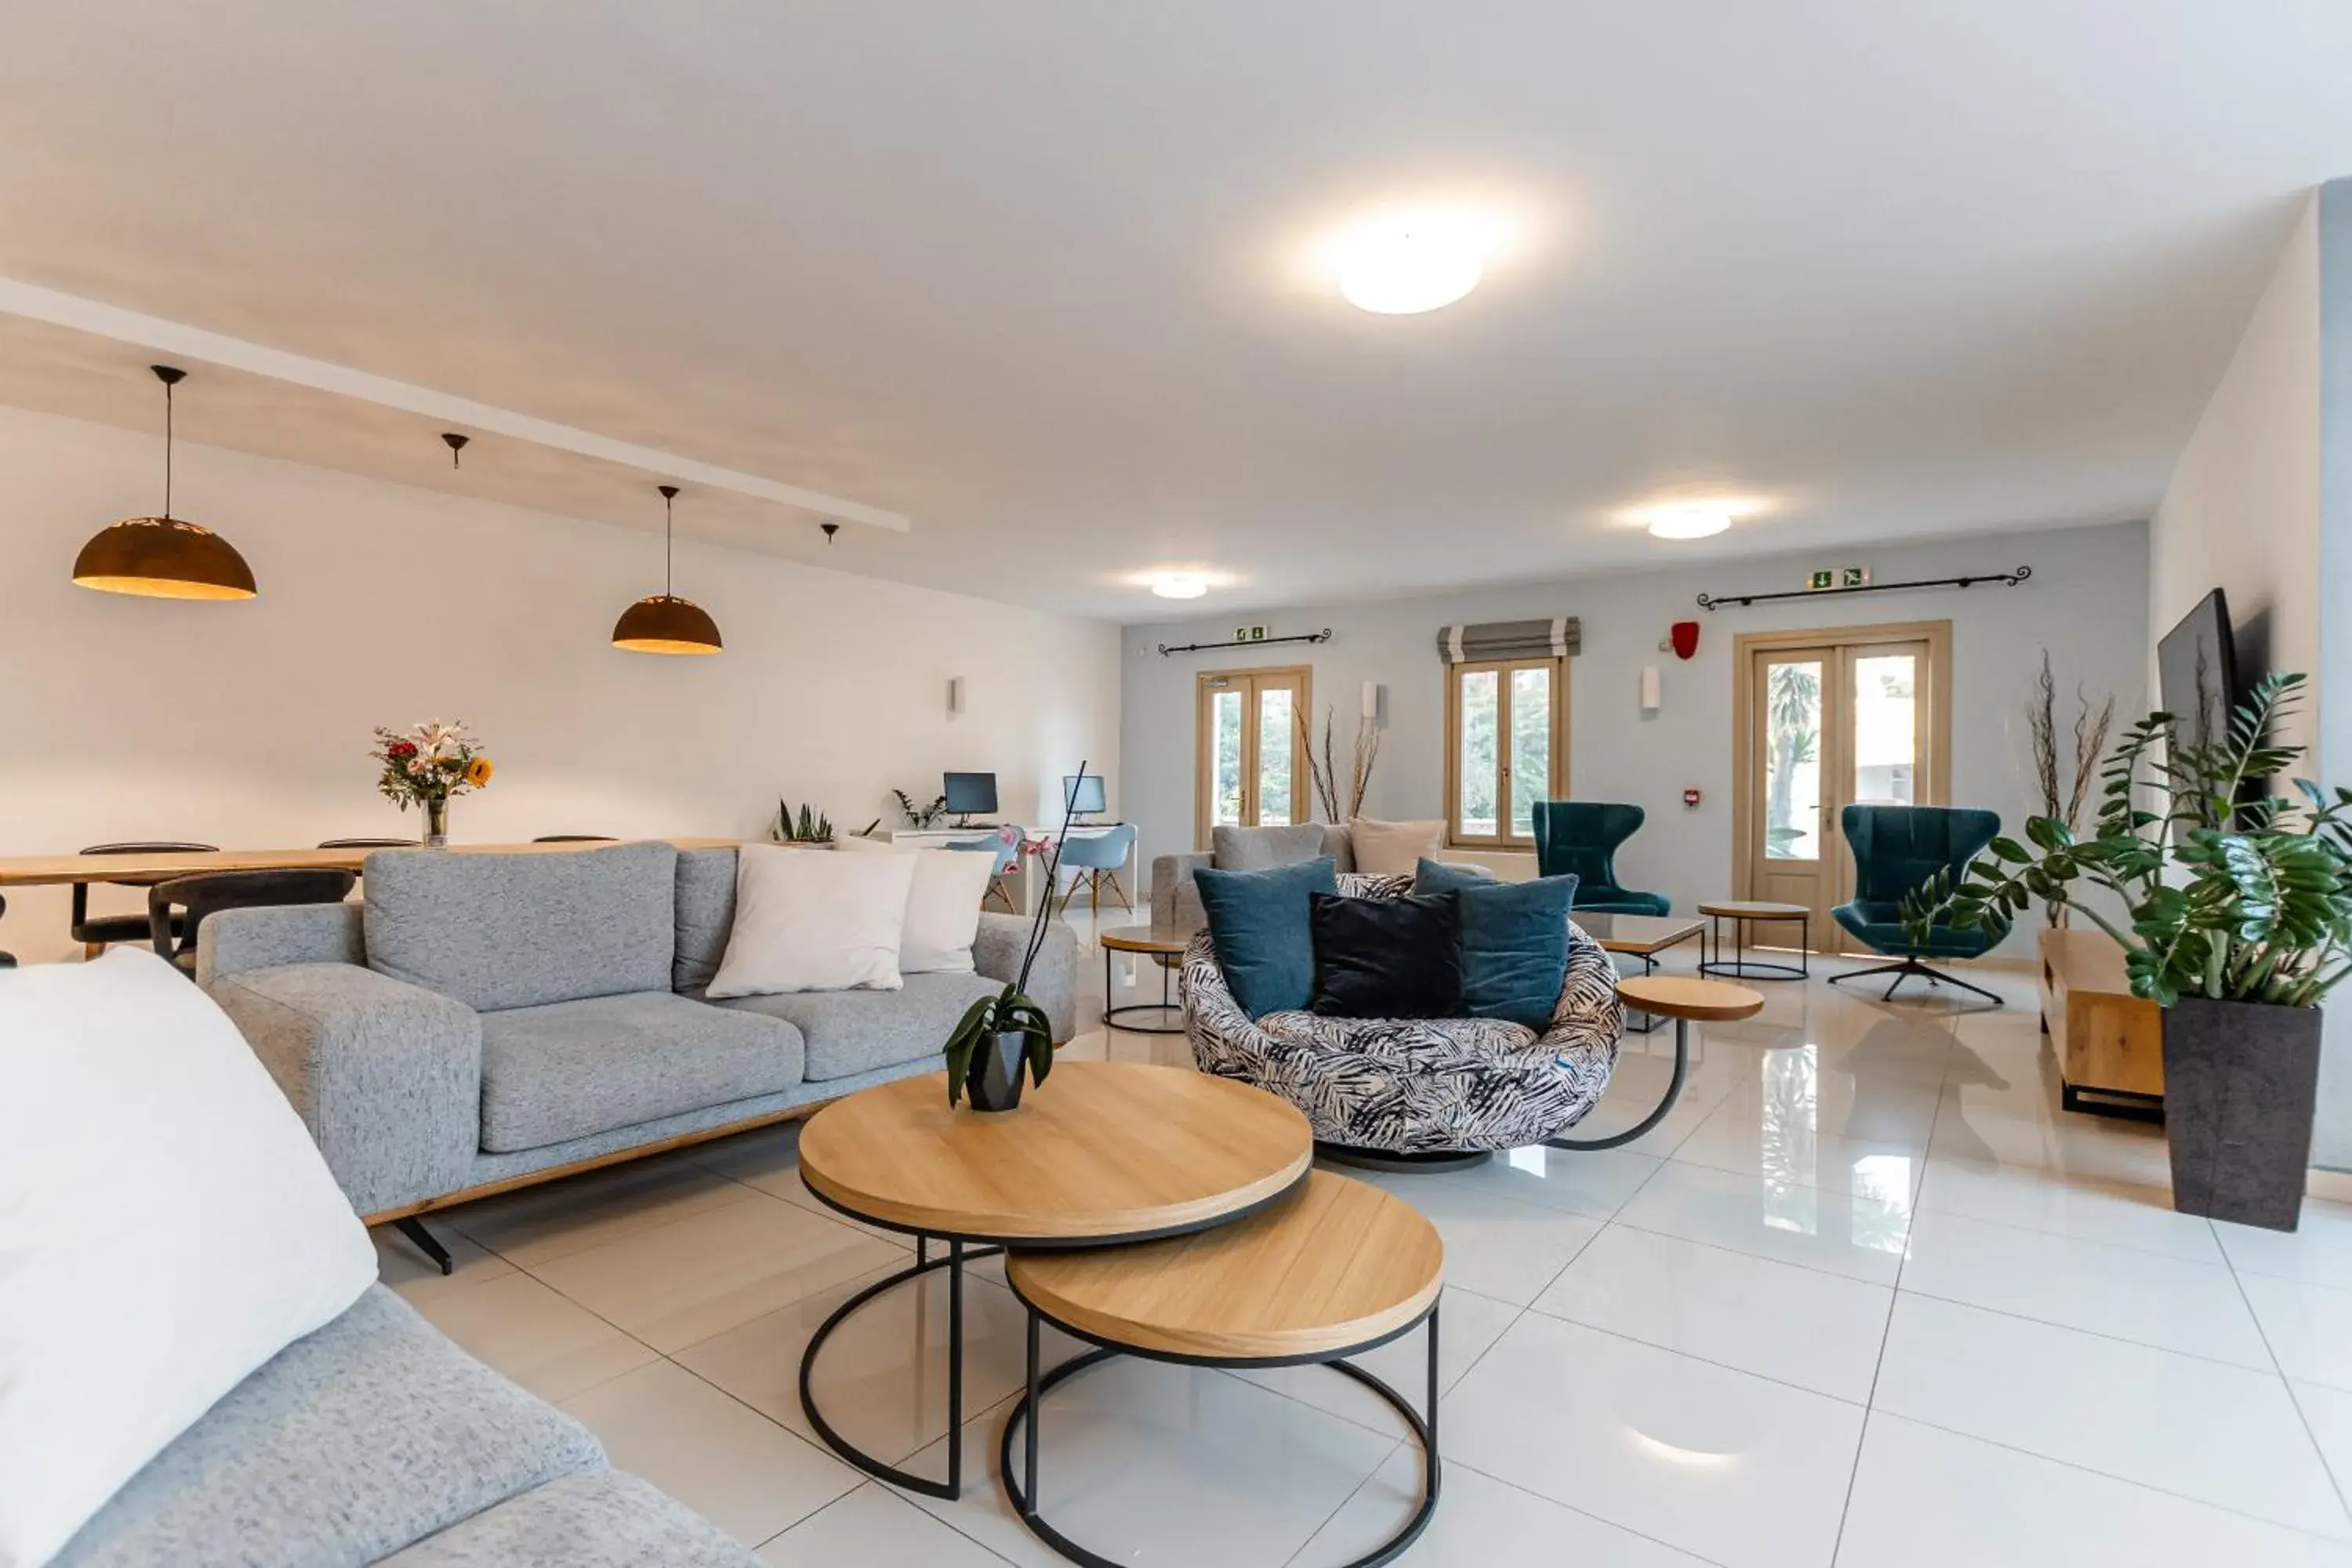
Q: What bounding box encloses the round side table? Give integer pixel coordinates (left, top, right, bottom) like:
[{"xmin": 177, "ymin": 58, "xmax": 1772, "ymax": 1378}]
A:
[
  {"xmin": 1098, "ymin": 924, "xmax": 1189, "ymax": 1036},
  {"xmin": 1001, "ymin": 1171, "xmax": 1444, "ymax": 1568},
  {"xmin": 1697, "ymin": 900, "xmax": 1813, "ymax": 981},
  {"xmin": 793, "ymin": 1062, "xmax": 1312, "ymax": 1499},
  {"xmin": 1547, "ymin": 975, "xmax": 1765, "ymax": 1152}
]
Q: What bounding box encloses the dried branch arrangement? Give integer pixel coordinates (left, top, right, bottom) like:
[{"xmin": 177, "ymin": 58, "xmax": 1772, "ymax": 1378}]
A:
[
  {"xmin": 1297, "ymin": 703, "xmax": 1383, "ymax": 824},
  {"xmin": 2024, "ymin": 649, "xmax": 2115, "ymax": 924}
]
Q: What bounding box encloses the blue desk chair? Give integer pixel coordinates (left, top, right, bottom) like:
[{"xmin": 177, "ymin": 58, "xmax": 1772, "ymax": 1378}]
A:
[
  {"xmin": 946, "ymin": 826, "xmax": 1023, "ymax": 912},
  {"xmin": 1054, "ymin": 823, "xmax": 1138, "ymax": 915},
  {"xmin": 1532, "ymin": 801, "xmax": 1671, "ymax": 916},
  {"xmin": 1829, "ymin": 804, "xmax": 2003, "ymax": 1005}
]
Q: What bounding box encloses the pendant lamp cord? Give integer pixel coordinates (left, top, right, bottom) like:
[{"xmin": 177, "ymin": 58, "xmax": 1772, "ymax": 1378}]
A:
[
  {"xmin": 664, "ymin": 490, "xmax": 673, "ymax": 597},
  {"xmin": 163, "ymin": 375, "xmax": 174, "ymax": 520}
]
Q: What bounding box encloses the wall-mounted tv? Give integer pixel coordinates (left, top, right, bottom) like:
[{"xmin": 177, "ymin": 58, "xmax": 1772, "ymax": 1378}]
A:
[{"xmin": 2156, "ymin": 587, "xmax": 2241, "ymax": 757}]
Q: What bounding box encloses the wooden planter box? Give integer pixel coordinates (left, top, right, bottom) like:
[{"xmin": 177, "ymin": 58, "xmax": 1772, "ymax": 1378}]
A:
[{"xmin": 2039, "ymin": 927, "xmax": 2163, "ymax": 1120}]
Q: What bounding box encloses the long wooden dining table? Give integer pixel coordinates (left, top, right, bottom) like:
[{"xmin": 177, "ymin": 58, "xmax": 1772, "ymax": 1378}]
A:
[{"xmin": 0, "ymin": 837, "xmax": 746, "ymax": 887}]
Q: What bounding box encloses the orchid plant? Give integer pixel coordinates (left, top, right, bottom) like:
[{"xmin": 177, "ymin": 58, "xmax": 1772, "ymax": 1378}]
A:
[{"xmin": 942, "ymin": 760, "xmax": 1088, "ymax": 1107}]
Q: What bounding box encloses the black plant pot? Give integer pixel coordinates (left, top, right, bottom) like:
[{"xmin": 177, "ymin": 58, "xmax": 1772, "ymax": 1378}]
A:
[
  {"xmin": 965, "ymin": 1031, "xmax": 1029, "ymax": 1113},
  {"xmin": 2161, "ymin": 996, "xmax": 2322, "ymax": 1232}
]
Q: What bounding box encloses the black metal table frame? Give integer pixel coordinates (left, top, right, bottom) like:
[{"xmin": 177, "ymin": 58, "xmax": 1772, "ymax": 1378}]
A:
[
  {"xmin": 1000, "ymin": 1283, "xmax": 1441, "ymax": 1568},
  {"xmin": 795, "ymin": 1171, "xmax": 1308, "ymax": 1501},
  {"xmin": 1102, "ymin": 938, "xmax": 1186, "ymax": 1036},
  {"xmin": 1700, "ymin": 909, "xmax": 1810, "ymax": 982}
]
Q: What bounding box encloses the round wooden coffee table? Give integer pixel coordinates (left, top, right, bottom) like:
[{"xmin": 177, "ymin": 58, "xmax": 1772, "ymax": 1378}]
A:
[
  {"xmin": 794, "ymin": 1062, "xmax": 1312, "ymax": 1498},
  {"xmin": 1000, "ymin": 1171, "xmax": 1444, "ymax": 1568},
  {"xmin": 1098, "ymin": 924, "xmax": 1189, "ymax": 1035},
  {"xmin": 1697, "ymin": 899, "xmax": 1813, "ymax": 981},
  {"xmin": 1544, "ymin": 975, "xmax": 1766, "ymax": 1152}
]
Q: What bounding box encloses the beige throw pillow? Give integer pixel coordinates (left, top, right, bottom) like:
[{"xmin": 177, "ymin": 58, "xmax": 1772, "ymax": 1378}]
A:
[
  {"xmin": 1347, "ymin": 817, "xmax": 1446, "ymax": 875},
  {"xmin": 709, "ymin": 844, "xmax": 917, "ymax": 996}
]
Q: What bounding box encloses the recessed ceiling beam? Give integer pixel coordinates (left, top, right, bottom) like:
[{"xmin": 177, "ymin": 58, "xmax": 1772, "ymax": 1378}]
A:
[{"xmin": 0, "ymin": 276, "xmax": 911, "ymax": 532}]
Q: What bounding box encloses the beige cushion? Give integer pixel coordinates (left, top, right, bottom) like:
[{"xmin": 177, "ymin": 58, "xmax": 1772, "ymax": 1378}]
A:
[
  {"xmin": 1347, "ymin": 817, "xmax": 1445, "ymax": 875},
  {"xmin": 708, "ymin": 844, "xmax": 916, "ymax": 996},
  {"xmin": 827, "ymin": 838, "xmax": 997, "ymax": 973}
]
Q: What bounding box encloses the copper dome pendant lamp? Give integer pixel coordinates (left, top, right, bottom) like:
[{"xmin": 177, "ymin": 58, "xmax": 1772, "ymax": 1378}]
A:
[
  {"xmin": 73, "ymin": 365, "xmax": 257, "ymax": 600},
  {"xmin": 612, "ymin": 484, "xmax": 722, "ymax": 655}
]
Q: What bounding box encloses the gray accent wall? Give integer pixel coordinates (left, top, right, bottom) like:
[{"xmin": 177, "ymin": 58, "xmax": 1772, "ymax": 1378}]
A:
[{"xmin": 1122, "ymin": 521, "xmax": 2149, "ymax": 960}]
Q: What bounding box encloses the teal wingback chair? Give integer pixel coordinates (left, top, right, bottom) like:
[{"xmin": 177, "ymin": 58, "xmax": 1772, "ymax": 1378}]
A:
[
  {"xmin": 1532, "ymin": 801, "xmax": 1671, "ymax": 916},
  {"xmin": 1829, "ymin": 804, "xmax": 2003, "ymax": 1004}
]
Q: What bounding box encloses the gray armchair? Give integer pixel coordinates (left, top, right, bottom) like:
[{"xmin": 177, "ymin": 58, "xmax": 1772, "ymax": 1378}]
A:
[{"xmin": 1149, "ymin": 823, "xmax": 1355, "ymax": 935}]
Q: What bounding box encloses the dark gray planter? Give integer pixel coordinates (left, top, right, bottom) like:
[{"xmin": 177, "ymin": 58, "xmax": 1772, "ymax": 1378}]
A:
[
  {"xmin": 2161, "ymin": 996, "xmax": 2322, "ymax": 1232},
  {"xmin": 964, "ymin": 1030, "xmax": 1029, "ymax": 1113}
]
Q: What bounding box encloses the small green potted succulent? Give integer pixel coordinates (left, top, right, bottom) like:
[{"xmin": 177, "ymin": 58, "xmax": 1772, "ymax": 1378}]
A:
[
  {"xmin": 942, "ymin": 766, "xmax": 1084, "ymax": 1111},
  {"xmin": 1906, "ymin": 673, "xmax": 2352, "ymax": 1231}
]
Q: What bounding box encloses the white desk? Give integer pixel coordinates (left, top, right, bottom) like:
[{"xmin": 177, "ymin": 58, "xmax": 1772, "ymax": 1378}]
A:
[{"xmin": 877, "ymin": 824, "xmax": 1136, "ymax": 915}]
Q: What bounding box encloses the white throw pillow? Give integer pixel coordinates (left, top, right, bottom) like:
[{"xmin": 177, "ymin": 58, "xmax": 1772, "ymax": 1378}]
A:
[
  {"xmin": 815, "ymin": 837, "xmax": 999, "ymax": 974},
  {"xmin": 709, "ymin": 844, "xmax": 918, "ymax": 996},
  {"xmin": 900, "ymin": 848, "xmax": 1000, "ymax": 974},
  {"xmin": 0, "ymin": 950, "xmax": 378, "ymax": 1568},
  {"xmin": 1348, "ymin": 816, "xmax": 1446, "ymax": 875}
]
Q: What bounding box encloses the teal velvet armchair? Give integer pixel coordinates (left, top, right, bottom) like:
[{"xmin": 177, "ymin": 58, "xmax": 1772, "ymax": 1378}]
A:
[
  {"xmin": 1532, "ymin": 801, "xmax": 1671, "ymax": 917},
  {"xmin": 1829, "ymin": 804, "xmax": 2002, "ymax": 1004}
]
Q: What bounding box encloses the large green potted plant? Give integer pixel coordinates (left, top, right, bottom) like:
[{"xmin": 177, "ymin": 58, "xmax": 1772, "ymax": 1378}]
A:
[{"xmin": 1907, "ymin": 673, "xmax": 2352, "ymax": 1231}]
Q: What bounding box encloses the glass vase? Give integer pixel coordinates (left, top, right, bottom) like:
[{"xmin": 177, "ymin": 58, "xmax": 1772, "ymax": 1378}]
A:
[{"xmin": 424, "ymin": 797, "xmax": 450, "ymax": 848}]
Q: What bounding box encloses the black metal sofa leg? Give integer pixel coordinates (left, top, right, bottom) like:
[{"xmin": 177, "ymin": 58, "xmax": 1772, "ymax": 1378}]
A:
[{"xmin": 393, "ymin": 1215, "xmax": 454, "ymax": 1276}]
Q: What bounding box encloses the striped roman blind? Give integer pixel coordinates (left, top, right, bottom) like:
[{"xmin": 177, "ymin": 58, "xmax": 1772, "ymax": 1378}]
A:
[{"xmin": 1435, "ymin": 617, "xmax": 1579, "ymax": 662}]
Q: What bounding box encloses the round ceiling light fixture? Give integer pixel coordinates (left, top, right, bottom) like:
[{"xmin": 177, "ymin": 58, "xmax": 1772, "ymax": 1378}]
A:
[
  {"xmin": 1338, "ymin": 214, "xmax": 1488, "ymax": 315},
  {"xmin": 612, "ymin": 485, "xmax": 723, "ymax": 655},
  {"xmin": 1150, "ymin": 573, "xmax": 1209, "ymax": 600},
  {"xmin": 1647, "ymin": 506, "xmax": 1733, "ymax": 541},
  {"xmin": 73, "ymin": 365, "xmax": 257, "ymax": 601}
]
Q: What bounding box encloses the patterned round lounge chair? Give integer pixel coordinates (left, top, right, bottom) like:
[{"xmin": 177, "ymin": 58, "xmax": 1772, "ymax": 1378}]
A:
[{"xmin": 1180, "ymin": 872, "xmax": 1642, "ymax": 1164}]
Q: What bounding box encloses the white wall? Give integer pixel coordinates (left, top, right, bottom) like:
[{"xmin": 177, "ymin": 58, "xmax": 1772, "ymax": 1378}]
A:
[
  {"xmin": 0, "ymin": 404, "xmax": 1120, "ymax": 963},
  {"xmin": 2150, "ymin": 194, "xmax": 2322, "ymax": 758},
  {"xmin": 1122, "ymin": 521, "xmax": 2150, "ymax": 957}
]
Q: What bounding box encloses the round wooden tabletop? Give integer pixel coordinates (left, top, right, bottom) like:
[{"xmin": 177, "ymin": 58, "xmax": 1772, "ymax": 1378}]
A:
[
  {"xmin": 1098, "ymin": 924, "xmax": 1190, "ymax": 956},
  {"xmin": 1696, "ymin": 899, "xmax": 1811, "ymax": 919},
  {"xmin": 797, "ymin": 1061, "xmax": 1312, "ymax": 1243},
  {"xmin": 1005, "ymin": 1171, "xmax": 1443, "ymax": 1362},
  {"xmin": 1616, "ymin": 975, "xmax": 1768, "ymax": 1022}
]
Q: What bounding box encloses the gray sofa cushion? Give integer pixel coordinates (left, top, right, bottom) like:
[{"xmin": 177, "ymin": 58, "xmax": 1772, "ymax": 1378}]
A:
[
  {"xmin": 703, "ymin": 970, "xmax": 999, "ymax": 1081},
  {"xmin": 673, "ymin": 848, "xmax": 739, "ymax": 992},
  {"xmin": 1213, "ymin": 822, "xmax": 1336, "ymax": 870},
  {"xmin": 478, "ymin": 991, "xmax": 804, "ymax": 1152},
  {"xmin": 365, "ymin": 843, "xmax": 679, "ymax": 1012},
  {"xmin": 55, "ymin": 1287, "xmax": 603, "ymax": 1568},
  {"xmin": 381, "ymin": 1470, "xmax": 757, "ymax": 1566}
]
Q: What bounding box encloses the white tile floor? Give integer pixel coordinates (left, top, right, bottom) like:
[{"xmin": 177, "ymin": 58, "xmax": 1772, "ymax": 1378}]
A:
[{"xmin": 371, "ymin": 914, "xmax": 2352, "ymax": 1566}]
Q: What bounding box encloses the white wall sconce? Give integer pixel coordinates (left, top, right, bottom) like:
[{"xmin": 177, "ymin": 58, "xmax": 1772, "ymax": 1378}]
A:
[
  {"xmin": 947, "ymin": 676, "xmax": 967, "ymax": 715},
  {"xmin": 1639, "ymin": 666, "xmax": 1662, "ymax": 714}
]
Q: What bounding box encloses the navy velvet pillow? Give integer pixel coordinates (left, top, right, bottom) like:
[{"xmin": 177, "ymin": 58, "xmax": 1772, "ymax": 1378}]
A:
[
  {"xmin": 1307, "ymin": 891, "xmax": 1465, "ymax": 1019},
  {"xmin": 1192, "ymin": 856, "xmax": 1338, "ymax": 1018},
  {"xmin": 1412, "ymin": 858, "xmax": 1579, "ymax": 1029}
]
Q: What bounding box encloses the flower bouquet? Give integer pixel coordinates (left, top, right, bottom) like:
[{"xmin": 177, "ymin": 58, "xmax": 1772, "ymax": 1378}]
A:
[{"xmin": 372, "ymin": 720, "xmax": 493, "ymax": 846}]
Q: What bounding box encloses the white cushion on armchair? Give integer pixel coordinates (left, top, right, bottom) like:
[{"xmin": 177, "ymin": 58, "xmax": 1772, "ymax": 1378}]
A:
[{"xmin": 0, "ymin": 950, "xmax": 378, "ymax": 1568}]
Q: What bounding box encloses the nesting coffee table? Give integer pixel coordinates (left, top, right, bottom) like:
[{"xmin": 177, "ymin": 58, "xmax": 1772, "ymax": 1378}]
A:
[
  {"xmin": 1697, "ymin": 899, "xmax": 1813, "ymax": 981},
  {"xmin": 1002, "ymin": 1171, "xmax": 1444, "ymax": 1568},
  {"xmin": 1579, "ymin": 911, "xmax": 1707, "ymax": 1033},
  {"xmin": 793, "ymin": 1061, "xmax": 1313, "ymax": 1499}
]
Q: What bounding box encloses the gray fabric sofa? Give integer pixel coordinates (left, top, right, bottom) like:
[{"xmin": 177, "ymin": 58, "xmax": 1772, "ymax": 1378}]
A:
[
  {"xmin": 199, "ymin": 842, "xmax": 1079, "ymax": 1221},
  {"xmin": 59, "ymin": 1286, "xmax": 756, "ymax": 1566},
  {"xmin": 1149, "ymin": 822, "xmax": 1355, "ymax": 937}
]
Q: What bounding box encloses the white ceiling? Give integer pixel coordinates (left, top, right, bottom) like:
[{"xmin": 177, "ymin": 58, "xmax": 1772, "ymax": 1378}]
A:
[{"xmin": 3, "ymin": 1, "xmax": 2350, "ymax": 619}]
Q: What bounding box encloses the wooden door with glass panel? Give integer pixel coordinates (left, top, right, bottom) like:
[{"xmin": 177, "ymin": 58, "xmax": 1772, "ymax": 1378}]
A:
[
  {"xmin": 1196, "ymin": 667, "xmax": 1312, "ymax": 849},
  {"xmin": 1745, "ymin": 634, "xmax": 1935, "ymax": 949}
]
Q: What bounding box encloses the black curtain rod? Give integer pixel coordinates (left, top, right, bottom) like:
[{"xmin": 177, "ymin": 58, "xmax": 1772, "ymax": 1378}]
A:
[
  {"xmin": 1697, "ymin": 565, "xmax": 2031, "ymax": 612},
  {"xmin": 1157, "ymin": 628, "xmax": 1334, "ymax": 655}
]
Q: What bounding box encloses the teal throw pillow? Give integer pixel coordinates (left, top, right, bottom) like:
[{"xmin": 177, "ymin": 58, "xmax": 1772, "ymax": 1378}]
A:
[
  {"xmin": 1414, "ymin": 859, "xmax": 1580, "ymax": 1029},
  {"xmin": 1192, "ymin": 856, "xmax": 1338, "ymax": 1018}
]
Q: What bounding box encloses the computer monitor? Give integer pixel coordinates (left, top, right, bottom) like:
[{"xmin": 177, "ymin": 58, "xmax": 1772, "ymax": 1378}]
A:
[
  {"xmin": 1062, "ymin": 774, "xmax": 1107, "ymax": 817},
  {"xmin": 942, "ymin": 771, "xmax": 999, "ymax": 824}
]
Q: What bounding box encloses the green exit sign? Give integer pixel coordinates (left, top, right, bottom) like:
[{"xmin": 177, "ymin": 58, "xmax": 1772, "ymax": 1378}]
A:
[{"xmin": 1233, "ymin": 625, "xmax": 1266, "ymax": 642}]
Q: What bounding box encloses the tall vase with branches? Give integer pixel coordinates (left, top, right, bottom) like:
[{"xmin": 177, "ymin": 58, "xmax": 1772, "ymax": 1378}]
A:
[
  {"xmin": 2024, "ymin": 649, "xmax": 2115, "ymax": 925},
  {"xmin": 1295, "ymin": 704, "xmax": 1382, "ymax": 823}
]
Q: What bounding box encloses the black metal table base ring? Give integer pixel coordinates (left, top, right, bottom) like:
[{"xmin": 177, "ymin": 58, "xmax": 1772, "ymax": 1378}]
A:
[
  {"xmin": 1103, "ymin": 943, "xmax": 1186, "ymax": 1035},
  {"xmin": 794, "ymin": 1173, "xmax": 1310, "ymax": 1500},
  {"xmin": 1000, "ymin": 1291, "xmax": 1442, "ymax": 1568},
  {"xmin": 1699, "ymin": 912, "xmax": 1809, "ymax": 982}
]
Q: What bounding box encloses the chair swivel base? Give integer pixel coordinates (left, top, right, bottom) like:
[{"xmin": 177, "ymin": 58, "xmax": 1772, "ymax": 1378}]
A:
[
  {"xmin": 1313, "ymin": 1142, "xmax": 1492, "ymax": 1174},
  {"xmin": 1828, "ymin": 955, "xmax": 2002, "ymax": 1007}
]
